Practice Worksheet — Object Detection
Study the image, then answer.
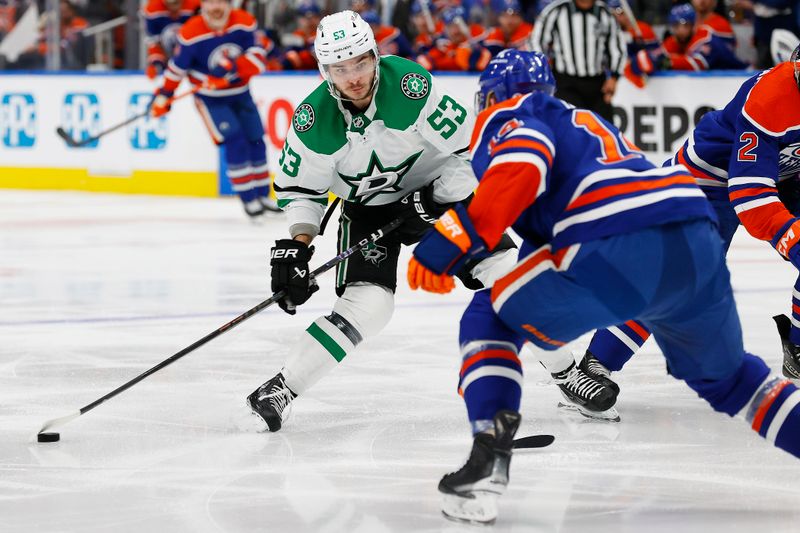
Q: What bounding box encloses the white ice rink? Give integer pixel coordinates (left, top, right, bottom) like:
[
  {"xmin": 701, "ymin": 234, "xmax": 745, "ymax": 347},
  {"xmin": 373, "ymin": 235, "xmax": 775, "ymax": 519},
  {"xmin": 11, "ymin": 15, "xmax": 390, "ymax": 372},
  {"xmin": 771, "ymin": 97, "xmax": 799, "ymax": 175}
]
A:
[{"xmin": 3, "ymin": 190, "xmax": 800, "ymax": 533}]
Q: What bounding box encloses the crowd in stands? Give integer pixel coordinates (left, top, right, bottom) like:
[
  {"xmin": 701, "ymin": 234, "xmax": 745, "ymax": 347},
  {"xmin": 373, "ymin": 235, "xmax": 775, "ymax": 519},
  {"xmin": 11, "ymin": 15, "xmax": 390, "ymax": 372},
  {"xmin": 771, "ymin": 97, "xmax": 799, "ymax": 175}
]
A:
[{"xmin": 0, "ymin": 0, "xmax": 797, "ymax": 72}]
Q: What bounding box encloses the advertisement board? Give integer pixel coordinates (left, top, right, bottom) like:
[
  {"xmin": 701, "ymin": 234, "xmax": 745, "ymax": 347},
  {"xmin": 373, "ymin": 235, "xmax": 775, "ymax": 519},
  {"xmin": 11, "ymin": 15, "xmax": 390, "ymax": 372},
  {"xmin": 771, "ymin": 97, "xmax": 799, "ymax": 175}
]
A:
[{"xmin": 0, "ymin": 71, "xmax": 752, "ymax": 197}]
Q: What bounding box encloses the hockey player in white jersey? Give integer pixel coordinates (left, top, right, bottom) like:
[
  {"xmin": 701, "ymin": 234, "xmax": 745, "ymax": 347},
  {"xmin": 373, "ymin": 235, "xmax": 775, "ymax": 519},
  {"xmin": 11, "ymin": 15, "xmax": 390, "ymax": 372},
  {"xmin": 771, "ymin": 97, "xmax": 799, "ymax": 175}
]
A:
[{"xmin": 243, "ymin": 11, "xmax": 537, "ymax": 431}]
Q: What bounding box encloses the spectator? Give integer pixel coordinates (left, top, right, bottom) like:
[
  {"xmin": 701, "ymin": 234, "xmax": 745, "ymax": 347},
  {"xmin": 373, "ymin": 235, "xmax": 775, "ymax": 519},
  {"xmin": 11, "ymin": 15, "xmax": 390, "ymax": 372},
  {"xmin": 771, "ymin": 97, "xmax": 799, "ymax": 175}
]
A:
[
  {"xmin": 632, "ymin": 3, "xmax": 747, "ymax": 74},
  {"xmin": 746, "ymin": 1, "xmax": 799, "ymax": 68},
  {"xmin": 605, "ymin": 0, "xmax": 659, "ymax": 88},
  {"xmin": 0, "ymin": 0, "xmax": 18, "ymax": 40},
  {"xmin": 281, "ymin": 1, "xmax": 319, "ymax": 70},
  {"xmin": 416, "ymin": 5, "xmax": 492, "ymax": 71},
  {"xmin": 361, "ymin": 9, "xmax": 414, "ymax": 57},
  {"xmin": 529, "ymin": 0, "xmax": 626, "ymax": 122},
  {"xmin": 409, "ymin": 1, "xmax": 444, "ymax": 55},
  {"xmin": 483, "ymin": 0, "xmax": 533, "ymax": 56},
  {"xmin": 692, "ymin": 0, "xmax": 736, "ymax": 46}
]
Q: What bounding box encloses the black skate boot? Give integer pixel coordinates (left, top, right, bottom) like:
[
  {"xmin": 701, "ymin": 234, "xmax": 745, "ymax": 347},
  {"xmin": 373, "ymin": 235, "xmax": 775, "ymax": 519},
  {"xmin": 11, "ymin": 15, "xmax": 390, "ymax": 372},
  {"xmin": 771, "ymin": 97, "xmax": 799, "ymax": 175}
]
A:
[
  {"xmin": 579, "ymin": 350, "xmax": 620, "ymax": 395},
  {"xmin": 246, "ymin": 372, "xmax": 297, "ymax": 432},
  {"xmin": 243, "ymin": 199, "xmax": 266, "ymax": 221},
  {"xmin": 439, "ymin": 410, "xmax": 521, "ymax": 525},
  {"xmin": 553, "ymin": 361, "xmax": 620, "ymax": 422},
  {"xmin": 773, "ymin": 314, "xmax": 800, "ymax": 380}
]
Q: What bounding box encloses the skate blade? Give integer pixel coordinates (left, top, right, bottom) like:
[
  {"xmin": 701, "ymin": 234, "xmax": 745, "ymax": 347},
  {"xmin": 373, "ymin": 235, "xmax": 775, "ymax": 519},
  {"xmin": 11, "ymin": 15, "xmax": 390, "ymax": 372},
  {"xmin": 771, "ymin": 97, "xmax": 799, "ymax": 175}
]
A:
[
  {"xmin": 440, "ymin": 492, "xmax": 498, "ymax": 526},
  {"xmin": 233, "ymin": 400, "xmax": 270, "ymax": 433},
  {"xmin": 558, "ymin": 401, "xmax": 621, "ymax": 422}
]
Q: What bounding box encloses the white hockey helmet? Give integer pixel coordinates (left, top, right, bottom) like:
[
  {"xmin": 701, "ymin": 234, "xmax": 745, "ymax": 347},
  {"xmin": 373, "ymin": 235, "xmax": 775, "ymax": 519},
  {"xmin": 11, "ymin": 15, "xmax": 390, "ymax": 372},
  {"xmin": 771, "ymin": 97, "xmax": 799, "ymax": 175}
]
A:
[{"xmin": 314, "ymin": 10, "xmax": 380, "ymax": 101}]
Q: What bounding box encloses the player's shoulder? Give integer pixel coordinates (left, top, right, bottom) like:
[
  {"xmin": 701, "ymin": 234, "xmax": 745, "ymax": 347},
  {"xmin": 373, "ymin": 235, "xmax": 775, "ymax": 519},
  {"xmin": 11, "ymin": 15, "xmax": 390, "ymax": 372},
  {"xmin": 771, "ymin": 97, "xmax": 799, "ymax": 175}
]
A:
[
  {"xmin": 470, "ymin": 94, "xmax": 533, "ymax": 153},
  {"xmin": 291, "ymin": 82, "xmax": 348, "ymax": 156},
  {"xmin": 484, "ymin": 27, "xmax": 504, "ymax": 43},
  {"xmin": 178, "ymin": 15, "xmax": 210, "ymax": 43},
  {"xmin": 143, "ymin": 0, "xmax": 168, "ymax": 17},
  {"xmin": 373, "ymin": 55, "xmax": 434, "ymax": 130},
  {"xmin": 637, "ymin": 21, "xmax": 657, "ymax": 41},
  {"xmin": 743, "ymin": 63, "xmax": 800, "ymax": 137},
  {"xmin": 227, "ymin": 9, "xmax": 257, "ymax": 31},
  {"xmin": 703, "ymin": 13, "xmax": 734, "ymax": 36}
]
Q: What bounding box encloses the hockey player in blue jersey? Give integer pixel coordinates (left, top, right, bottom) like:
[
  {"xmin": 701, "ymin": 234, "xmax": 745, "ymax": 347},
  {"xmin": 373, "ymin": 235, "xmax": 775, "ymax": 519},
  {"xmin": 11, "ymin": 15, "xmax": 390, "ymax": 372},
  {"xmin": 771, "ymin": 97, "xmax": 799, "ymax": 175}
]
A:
[
  {"xmin": 408, "ymin": 50, "xmax": 800, "ymax": 525},
  {"xmin": 152, "ymin": 0, "xmax": 279, "ymax": 219},
  {"xmin": 587, "ymin": 48, "xmax": 800, "ymax": 394}
]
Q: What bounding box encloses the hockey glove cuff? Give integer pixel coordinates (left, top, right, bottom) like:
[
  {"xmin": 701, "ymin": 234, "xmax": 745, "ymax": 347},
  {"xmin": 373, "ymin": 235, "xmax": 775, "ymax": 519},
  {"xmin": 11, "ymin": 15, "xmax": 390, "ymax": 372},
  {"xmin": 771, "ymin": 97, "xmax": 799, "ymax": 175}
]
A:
[
  {"xmin": 773, "ymin": 219, "xmax": 800, "ymax": 269},
  {"xmin": 270, "ymin": 239, "xmax": 319, "ymax": 315}
]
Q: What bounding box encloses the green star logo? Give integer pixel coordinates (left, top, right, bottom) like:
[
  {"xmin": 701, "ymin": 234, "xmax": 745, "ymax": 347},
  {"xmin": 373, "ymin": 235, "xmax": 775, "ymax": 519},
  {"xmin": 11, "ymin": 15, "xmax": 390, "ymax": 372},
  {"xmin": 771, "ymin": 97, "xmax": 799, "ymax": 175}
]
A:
[
  {"xmin": 401, "ymin": 73, "xmax": 429, "ymax": 100},
  {"xmin": 338, "ymin": 150, "xmax": 423, "ymax": 204},
  {"xmin": 293, "ymin": 104, "xmax": 315, "ymax": 132}
]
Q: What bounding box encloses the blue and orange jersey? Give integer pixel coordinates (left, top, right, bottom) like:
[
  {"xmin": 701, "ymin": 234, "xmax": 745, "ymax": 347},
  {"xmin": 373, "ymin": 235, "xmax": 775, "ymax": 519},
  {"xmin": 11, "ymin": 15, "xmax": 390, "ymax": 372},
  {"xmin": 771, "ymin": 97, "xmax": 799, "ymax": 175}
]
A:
[
  {"xmin": 483, "ymin": 22, "xmax": 533, "ymax": 56},
  {"xmin": 281, "ymin": 27, "xmax": 317, "ymax": 70},
  {"xmin": 663, "ymin": 26, "xmax": 747, "ymax": 71},
  {"xmin": 626, "ymin": 20, "xmax": 659, "ymax": 55},
  {"xmin": 698, "ymin": 12, "xmax": 736, "ymax": 48},
  {"xmin": 163, "ymin": 9, "xmax": 268, "ymax": 97},
  {"xmin": 413, "ymin": 20, "xmax": 445, "ymax": 55},
  {"xmin": 373, "ymin": 24, "xmax": 414, "ymax": 58},
  {"xmin": 418, "ymin": 24, "xmax": 491, "ymax": 72},
  {"xmin": 468, "ymin": 92, "xmax": 713, "ymax": 251},
  {"xmin": 668, "ymin": 62, "xmax": 800, "ymax": 252},
  {"xmin": 142, "ymin": 0, "xmax": 200, "ymax": 64}
]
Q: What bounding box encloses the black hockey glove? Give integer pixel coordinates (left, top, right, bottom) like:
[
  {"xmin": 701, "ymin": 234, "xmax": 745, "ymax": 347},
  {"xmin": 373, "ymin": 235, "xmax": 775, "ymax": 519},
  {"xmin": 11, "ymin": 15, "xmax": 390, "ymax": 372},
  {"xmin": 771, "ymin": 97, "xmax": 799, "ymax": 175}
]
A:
[
  {"xmin": 395, "ymin": 183, "xmax": 454, "ymax": 244},
  {"xmin": 270, "ymin": 239, "xmax": 319, "ymax": 315}
]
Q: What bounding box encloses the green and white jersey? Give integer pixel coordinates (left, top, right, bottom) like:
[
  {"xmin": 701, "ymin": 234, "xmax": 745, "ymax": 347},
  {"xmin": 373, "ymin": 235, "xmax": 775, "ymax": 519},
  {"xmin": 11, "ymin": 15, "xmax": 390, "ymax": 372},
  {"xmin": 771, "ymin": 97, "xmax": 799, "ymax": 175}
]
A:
[{"xmin": 275, "ymin": 55, "xmax": 477, "ymax": 237}]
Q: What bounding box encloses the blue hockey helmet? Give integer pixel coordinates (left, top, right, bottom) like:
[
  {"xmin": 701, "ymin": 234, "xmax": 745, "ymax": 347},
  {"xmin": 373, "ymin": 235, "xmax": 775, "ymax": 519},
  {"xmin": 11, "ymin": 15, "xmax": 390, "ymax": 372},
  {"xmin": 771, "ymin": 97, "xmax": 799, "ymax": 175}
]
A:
[
  {"xmin": 668, "ymin": 3, "xmax": 695, "ymax": 26},
  {"xmin": 490, "ymin": 0, "xmax": 522, "ymax": 14},
  {"xmin": 475, "ymin": 49, "xmax": 555, "ymax": 112},
  {"xmin": 297, "ymin": 1, "xmax": 321, "ymax": 17},
  {"xmin": 442, "ymin": 5, "xmax": 466, "ymax": 25},
  {"xmin": 360, "ymin": 9, "xmax": 380, "ymax": 25},
  {"xmin": 605, "ymin": 0, "xmax": 621, "ymax": 9}
]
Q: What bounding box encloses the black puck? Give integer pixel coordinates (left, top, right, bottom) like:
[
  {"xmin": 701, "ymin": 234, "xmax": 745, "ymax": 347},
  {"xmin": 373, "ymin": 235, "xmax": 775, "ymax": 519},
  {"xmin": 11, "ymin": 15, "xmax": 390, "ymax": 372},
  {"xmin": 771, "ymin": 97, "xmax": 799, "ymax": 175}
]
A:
[{"xmin": 37, "ymin": 432, "xmax": 60, "ymax": 443}]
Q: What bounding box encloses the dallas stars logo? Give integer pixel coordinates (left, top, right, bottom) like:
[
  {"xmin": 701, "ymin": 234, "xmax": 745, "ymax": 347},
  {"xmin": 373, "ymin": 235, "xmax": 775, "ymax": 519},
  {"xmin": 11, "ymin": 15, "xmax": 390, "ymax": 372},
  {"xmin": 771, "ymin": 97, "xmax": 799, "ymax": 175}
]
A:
[
  {"xmin": 401, "ymin": 73, "xmax": 429, "ymax": 100},
  {"xmin": 360, "ymin": 242, "xmax": 388, "ymax": 266},
  {"xmin": 293, "ymin": 104, "xmax": 315, "ymax": 132},
  {"xmin": 338, "ymin": 150, "xmax": 423, "ymax": 204}
]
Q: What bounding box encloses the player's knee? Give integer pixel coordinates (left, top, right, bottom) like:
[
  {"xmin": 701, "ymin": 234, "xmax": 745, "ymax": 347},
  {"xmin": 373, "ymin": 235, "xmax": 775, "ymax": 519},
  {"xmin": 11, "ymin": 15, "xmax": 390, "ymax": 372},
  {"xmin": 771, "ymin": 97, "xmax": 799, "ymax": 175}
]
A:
[
  {"xmin": 685, "ymin": 352, "xmax": 771, "ymax": 416},
  {"xmin": 332, "ymin": 283, "xmax": 394, "ymax": 340}
]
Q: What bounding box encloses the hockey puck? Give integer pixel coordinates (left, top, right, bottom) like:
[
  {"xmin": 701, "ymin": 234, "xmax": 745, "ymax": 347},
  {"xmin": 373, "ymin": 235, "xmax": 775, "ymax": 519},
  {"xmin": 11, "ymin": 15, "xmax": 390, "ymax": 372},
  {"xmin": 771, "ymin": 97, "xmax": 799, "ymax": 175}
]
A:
[{"xmin": 37, "ymin": 432, "xmax": 60, "ymax": 443}]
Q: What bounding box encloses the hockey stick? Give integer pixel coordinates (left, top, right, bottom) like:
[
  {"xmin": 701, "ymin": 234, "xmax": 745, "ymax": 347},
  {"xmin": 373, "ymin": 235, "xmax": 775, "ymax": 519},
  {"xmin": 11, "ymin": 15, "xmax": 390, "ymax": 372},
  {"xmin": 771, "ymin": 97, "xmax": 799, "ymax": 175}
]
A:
[
  {"xmin": 36, "ymin": 216, "xmax": 405, "ymax": 439},
  {"xmin": 55, "ymin": 86, "xmax": 199, "ymax": 148},
  {"xmin": 618, "ymin": 0, "xmax": 642, "ymax": 39},
  {"xmin": 513, "ymin": 434, "xmax": 555, "ymax": 449}
]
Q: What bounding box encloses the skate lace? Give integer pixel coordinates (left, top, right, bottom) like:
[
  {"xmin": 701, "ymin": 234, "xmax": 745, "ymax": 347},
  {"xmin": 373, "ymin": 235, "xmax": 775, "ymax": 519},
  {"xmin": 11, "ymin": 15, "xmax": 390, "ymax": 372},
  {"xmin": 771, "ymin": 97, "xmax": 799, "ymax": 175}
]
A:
[
  {"xmin": 258, "ymin": 383, "xmax": 295, "ymax": 418},
  {"xmin": 559, "ymin": 368, "xmax": 603, "ymax": 400},
  {"xmin": 584, "ymin": 356, "xmax": 610, "ymax": 378}
]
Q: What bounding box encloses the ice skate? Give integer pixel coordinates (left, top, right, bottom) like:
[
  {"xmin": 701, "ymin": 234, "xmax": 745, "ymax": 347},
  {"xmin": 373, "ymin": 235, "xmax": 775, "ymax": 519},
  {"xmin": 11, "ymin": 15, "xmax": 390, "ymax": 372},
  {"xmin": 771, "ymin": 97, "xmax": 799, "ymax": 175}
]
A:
[
  {"xmin": 579, "ymin": 350, "xmax": 620, "ymax": 395},
  {"xmin": 259, "ymin": 196, "xmax": 282, "ymax": 213},
  {"xmin": 439, "ymin": 410, "xmax": 521, "ymax": 525},
  {"xmin": 246, "ymin": 372, "xmax": 297, "ymax": 432},
  {"xmin": 774, "ymin": 314, "xmax": 800, "ymax": 380},
  {"xmin": 553, "ymin": 361, "xmax": 620, "ymax": 422},
  {"xmin": 243, "ymin": 199, "xmax": 265, "ymax": 223}
]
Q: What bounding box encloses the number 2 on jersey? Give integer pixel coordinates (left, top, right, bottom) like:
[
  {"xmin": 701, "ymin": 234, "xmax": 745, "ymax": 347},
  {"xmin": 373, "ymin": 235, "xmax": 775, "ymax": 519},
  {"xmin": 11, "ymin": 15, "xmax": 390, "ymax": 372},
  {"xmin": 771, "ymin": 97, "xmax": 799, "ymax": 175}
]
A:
[{"xmin": 572, "ymin": 110, "xmax": 642, "ymax": 165}]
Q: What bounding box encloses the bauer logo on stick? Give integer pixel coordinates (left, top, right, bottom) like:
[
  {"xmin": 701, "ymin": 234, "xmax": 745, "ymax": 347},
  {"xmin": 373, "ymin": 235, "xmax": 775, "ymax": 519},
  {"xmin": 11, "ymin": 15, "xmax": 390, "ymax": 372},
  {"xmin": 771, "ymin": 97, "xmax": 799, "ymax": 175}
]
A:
[
  {"xmin": 401, "ymin": 73, "xmax": 429, "ymax": 100},
  {"xmin": 293, "ymin": 104, "xmax": 315, "ymax": 132}
]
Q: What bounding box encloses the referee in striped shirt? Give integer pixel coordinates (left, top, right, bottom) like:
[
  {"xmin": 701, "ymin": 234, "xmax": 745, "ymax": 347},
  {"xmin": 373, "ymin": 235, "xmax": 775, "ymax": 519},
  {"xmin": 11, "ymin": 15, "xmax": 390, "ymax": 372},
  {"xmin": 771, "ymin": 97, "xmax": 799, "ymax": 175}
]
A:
[{"xmin": 529, "ymin": 0, "xmax": 627, "ymax": 122}]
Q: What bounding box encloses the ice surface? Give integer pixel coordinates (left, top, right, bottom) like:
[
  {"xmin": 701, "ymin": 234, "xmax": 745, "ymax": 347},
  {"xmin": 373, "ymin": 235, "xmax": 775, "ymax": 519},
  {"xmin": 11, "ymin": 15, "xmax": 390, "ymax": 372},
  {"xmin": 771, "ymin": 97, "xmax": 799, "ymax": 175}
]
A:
[{"xmin": 2, "ymin": 190, "xmax": 800, "ymax": 533}]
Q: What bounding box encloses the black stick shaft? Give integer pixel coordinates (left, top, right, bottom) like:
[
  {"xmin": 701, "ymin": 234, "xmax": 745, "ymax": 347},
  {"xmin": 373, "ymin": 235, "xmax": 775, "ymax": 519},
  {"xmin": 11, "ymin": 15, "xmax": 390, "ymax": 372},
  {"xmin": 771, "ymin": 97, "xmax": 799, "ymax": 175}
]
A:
[{"xmin": 74, "ymin": 216, "xmax": 404, "ymax": 418}]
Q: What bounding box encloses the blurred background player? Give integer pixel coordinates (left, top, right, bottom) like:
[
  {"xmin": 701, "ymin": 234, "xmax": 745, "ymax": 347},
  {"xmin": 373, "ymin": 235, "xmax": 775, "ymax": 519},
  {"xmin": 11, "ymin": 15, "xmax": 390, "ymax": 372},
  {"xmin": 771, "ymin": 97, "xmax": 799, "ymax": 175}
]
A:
[
  {"xmin": 483, "ymin": 0, "xmax": 533, "ymax": 56},
  {"xmin": 280, "ymin": 1, "xmax": 320, "ymax": 70},
  {"xmin": 529, "ymin": 0, "xmax": 626, "ymax": 123},
  {"xmin": 692, "ymin": 0, "xmax": 736, "ymax": 47},
  {"xmin": 408, "ymin": 49, "xmax": 800, "ymax": 524},
  {"xmin": 604, "ymin": 0, "xmax": 660, "ymax": 88},
  {"xmin": 361, "ymin": 9, "xmax": 413, "ymax": 58},
  {"xmin": 416, "ymin": 5, "xmax": 491, "ymax": 72},
  {"xmin": 141, "ymin": 0, "xmax": 200, "ymax": 81},
  {"xmin": 585, "ymin": 45, "xmax": 800, "ymax": 389},
  {"xmin": 245, "ymin": 10, "xmax": 516, "ymax": 433},
  {"xmin": 630, "ymin": 4, "xmax": 746, "ymax": 76},
  {"xmin": 152, "ymin": 0, "xmax": 279, "ymax": 219}
]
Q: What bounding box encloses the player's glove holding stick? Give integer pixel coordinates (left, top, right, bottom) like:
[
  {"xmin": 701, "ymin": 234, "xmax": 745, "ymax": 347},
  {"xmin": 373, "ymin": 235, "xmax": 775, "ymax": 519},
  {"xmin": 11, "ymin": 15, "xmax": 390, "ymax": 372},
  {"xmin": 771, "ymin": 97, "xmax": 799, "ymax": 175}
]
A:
[
  {"xmin": 408, "ymin": 203, "xmax": 487, "ymax": 294},
  {"xmin": 270, "ymin": 239, "xmax": 319, "ymax": 315},
  {"xmin": 150, "ymin": 88, "xmax": 174, "ymax": 118},
  {"xmin": 394, "ymin": 182, "xmax": 454, "ymax": 244}
]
